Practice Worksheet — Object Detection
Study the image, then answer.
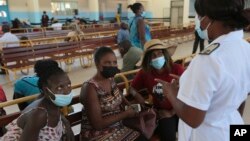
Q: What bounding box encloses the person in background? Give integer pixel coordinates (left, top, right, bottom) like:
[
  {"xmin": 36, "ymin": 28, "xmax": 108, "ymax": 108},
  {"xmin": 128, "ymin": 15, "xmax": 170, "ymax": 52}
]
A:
[
  {"xmin": 13, "ymin": 60, "xmax": 59, "ymax": 111},
  {"xmin": 0, "ymin": 24, "xmax": 20, "ymax": 48},
  {"xmin": 80, "ymin": 47, "xmax": 146, "ymax": 141},
  {"xmin": 118, "ymin": 40, "xmax": 142, "ymax": 73},
  {"xmin": 0, "ymin": 85, "xmax": 6, "ymax": 104},
  {"xmin": 156, "ymin": 0, "xmax": 250, "ymax": 141},
  {"xmin": 2, "ymin": 59, "xmax": 74, "ymax": 141},
  {"xmin": 0, "ymin": 24, "xmax": 20, "ymax": 74},
  {"xmin": 192, "ymin": 14, "xmax": 204, "ymax": 54},
  {"xmin": 115, "ymin": 12, "xmax": 121, "ymax": 25},
  {"xmin": 19, "ymin": 36, "xmax": 29, "ymax": 47},
  {"xmin": 51, "ymin": 19, "xmax": 63, "ymax": 30},
  {"xmin": 130, "ymin": 39, "xmax": 184, "ymax": 141},
  {"xmin": 117, "ymin": 22, "xmax": 130, "ymax": 44},
  {"xmin": 65, "ymin": 23, "xmax": 84, "ymax": 42},
  {"xmin": 115, "ymin": 40, "xmax": 143, "ymax": 83},
  {"xmin": 41, "ymin": 11, "xmax": 49, "ymax": 27},
  {"xmin": 128, "ymin": 3, "xmax": 151, "ymax": 50},
  {"xmin": 0, "ymin": 85, "xmax": 7, "ymax": 137},
  {"xmin": 0, "ymin": 85, "xmax": 7, "ymax": 112}
]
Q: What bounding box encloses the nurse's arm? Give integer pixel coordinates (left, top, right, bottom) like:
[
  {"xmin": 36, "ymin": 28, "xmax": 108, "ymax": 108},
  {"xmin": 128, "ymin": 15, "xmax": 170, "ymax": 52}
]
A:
[{"xmin": 156, "ymin": 79, "xmax": 206, "ymax": 128}]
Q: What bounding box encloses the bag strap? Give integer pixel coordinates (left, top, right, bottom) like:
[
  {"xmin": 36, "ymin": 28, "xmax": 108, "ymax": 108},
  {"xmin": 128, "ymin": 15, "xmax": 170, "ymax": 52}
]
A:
[
  {"xmin": 21, "ymin": 77, "xmax": 38, "ymax": 88},
  {"xmin": 129, "ymin": 17, "xmax": 135, "ymax": 31}
]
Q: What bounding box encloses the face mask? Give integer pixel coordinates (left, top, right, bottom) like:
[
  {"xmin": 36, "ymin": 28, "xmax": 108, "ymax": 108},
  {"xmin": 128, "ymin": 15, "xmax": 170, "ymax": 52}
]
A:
[
  {"xmin": 151, "ymin": 56, "xmax": 166, "ymax": 70},
  {"xmin": 197, "ymin": 17, "xmax": 211, "ymax": 40},
  {"xmin": 141, "ymin": 11, "xmax": 146, "ymax": 17},
  {"xmin": 101, "ymin": 66, "xmax": 120, "ymax": 78},
  {"xmin": 47, "ymin": 88, "xmax": 73, "ymax": 107}
]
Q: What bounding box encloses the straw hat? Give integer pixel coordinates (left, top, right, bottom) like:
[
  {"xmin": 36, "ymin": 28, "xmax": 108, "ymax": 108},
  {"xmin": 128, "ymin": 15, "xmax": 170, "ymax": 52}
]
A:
[{"xmin": 136, "ymin": 39, "xmax": 177, "ymax": 66}]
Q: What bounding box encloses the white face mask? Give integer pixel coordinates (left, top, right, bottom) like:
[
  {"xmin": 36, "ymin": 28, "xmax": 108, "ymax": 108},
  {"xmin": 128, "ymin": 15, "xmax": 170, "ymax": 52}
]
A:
[{"xmin": 197, "ymin": 17, "xmax": 211, "ymax": 40}]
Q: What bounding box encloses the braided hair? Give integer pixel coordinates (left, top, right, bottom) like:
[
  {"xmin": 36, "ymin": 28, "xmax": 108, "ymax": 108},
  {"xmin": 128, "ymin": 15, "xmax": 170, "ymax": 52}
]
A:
[{"xmin": 34, "ymin": 59, "xmax": 65, "ymax": 92}]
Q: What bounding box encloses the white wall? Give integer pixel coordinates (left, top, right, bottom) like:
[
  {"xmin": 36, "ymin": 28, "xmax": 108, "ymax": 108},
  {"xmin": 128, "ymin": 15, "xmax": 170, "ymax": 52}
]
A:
[
  {"xmin": 148, "ymin": 0, "xmax": 171, "ymax": 18},
  {"xmin": 7, "ymin": 0, "xmax": 191, "ymax": 25},
  {"xmin": 8, "ymin": 0, "xmax": 29, "ymax": 20},
  {"xmin": 183, "ymin": 0, "xmax": 190, "ymax": 26},
  {"xmin": 102, "ymin": 0, "xmax": 128, "ymax": 18}
]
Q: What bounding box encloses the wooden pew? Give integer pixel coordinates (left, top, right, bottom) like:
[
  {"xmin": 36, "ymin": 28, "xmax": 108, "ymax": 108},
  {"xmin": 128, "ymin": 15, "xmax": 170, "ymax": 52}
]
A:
[
  {"xmin": 0, "ymin": 45, "xmax": 35, "ymax": 81},
  {"xmin": 44, "ymin": 30, "xmax": 71, "ymax": 38}
]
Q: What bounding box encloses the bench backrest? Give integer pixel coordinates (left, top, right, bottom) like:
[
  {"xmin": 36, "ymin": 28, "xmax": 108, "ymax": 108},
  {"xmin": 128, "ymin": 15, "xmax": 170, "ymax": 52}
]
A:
[
  {"xmin": 1, "ymin": 47, "xmax": 34, "ymax": 66},
  {"xmin": 45, "ymin": 30, "xmax": 71, "ymax": 38}
]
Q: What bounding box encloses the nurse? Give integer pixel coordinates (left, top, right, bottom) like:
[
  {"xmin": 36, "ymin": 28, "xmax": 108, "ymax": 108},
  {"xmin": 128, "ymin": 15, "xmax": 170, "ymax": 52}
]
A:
[{"xmin": 156, "ymin": 0, "xmax": 250, "ymax": 141}]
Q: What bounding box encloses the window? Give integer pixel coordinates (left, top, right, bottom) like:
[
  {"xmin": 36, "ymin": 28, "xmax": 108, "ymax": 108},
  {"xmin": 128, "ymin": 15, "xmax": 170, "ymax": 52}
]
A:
[
  {"xmin": 51, "ymin": 0, "xmax": 78, "ymax": 16},
  {"xmin": 0, "ymin": 11, "xmax": 7, "ymax": 17},
  {"xmin": 0, "ymin": 0, "xmax": 7, "ymax": 6}
]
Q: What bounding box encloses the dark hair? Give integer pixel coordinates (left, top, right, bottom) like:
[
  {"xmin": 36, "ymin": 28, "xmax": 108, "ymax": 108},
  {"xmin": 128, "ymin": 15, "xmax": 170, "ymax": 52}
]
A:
[
  {"xmin": 20, "ymin": 36, "xmax": 28, "ymax": 40},
  {"xmin": 120, "ymin": 22, "xmax": 128, "ymax": 30},
  {"xmin": 34, "ymin": 59, "xmax": 64, "ymax": 91},
  {"xmin": 118, "ymin": 40, "xmax": 131, "ymax": 49},
  {"xmin": 127, "ymin": 3, "xmax": 143, "ymax": 14},
  {"xmin": 142, "ymin": 49, "xmax": 173, "ymax": 72},
  {"xmin": 43, "ymin": 11, "xmax": 46, "ymax": 14},
  {"xmin": 195, "ymin": 0, "xmax": 250, "ymax": 29},
  {"xmin": 2, "ymin": 24, "xmax": 10, "ymax": 33},
  {"xmin": 94, "ymin": 47, "xmax": 115, "ymax": 64}
]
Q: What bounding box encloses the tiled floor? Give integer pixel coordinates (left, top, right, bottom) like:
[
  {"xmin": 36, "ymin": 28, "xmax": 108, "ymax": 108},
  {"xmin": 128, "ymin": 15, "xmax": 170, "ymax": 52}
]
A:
[{"xmin": 1, "ymin": 33, "xmax": 250, "ymax": 125}]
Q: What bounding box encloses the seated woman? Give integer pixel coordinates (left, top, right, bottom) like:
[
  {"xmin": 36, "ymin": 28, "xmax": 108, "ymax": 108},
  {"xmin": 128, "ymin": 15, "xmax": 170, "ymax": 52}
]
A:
[
  {"xmin": 2, "ymin": 59, "xmax": 74, "ymax": 141},
  {"xmin": 130, "ymin": 39, "xmax": 184, "ymax": 141},
  {"xmin": 80, "ymin": 47, "xmax": 146, "ymax": 141},
  {"xmin": 13, "ymin": 60, "xmax": 58, "ymax": 110}
]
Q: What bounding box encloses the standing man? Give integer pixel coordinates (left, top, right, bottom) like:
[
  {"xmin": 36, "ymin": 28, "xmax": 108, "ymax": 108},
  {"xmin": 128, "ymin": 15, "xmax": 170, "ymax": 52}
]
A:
[
  {"xmin": 41, "ymin": 11, "xmax": 49, "ymax": 27},
  {"xmin": 192, "ymin": 14, "xmax": 204, "ymax": 54}
]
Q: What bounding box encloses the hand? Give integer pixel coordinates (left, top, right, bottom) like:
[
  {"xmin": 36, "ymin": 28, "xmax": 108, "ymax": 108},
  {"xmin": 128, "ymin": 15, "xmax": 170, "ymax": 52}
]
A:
[
  {"xmin": 169, "ymin": 74, "xmax": 180, "ymax": 88},
  {"xmin": 154, "ymin": 78, "xmax": 179, "ymax": 99},
  {"xmin": 125, "ymin": 106, "xmax": 138, "ymax": 118}
]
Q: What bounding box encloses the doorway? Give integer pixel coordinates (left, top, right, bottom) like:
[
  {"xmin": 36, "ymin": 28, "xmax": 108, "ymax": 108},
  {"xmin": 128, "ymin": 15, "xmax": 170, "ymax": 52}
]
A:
[
  {"xmin": 170, "ymin": 0, "xmax": 184, "ymax": 28},
  {"xmin": 0, "ymin": 0, "xmax": 10, "ymax": 24}
]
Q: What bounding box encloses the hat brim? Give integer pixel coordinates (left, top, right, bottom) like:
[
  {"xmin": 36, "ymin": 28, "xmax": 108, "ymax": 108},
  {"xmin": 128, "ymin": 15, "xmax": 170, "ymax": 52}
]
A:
[{"xmin": 136, "ymin": 45, "xmax": 177, "ymax": 67}]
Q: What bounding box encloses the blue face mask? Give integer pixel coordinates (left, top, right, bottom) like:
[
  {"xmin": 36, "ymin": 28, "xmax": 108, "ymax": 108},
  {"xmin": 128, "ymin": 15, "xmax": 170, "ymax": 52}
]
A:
[
  {"xmin": 197, "ymin": 17, "xmax": 211, "ymax": 40},
  {"xmin": 151, "ymin": 56, "xmax": 166, "ymax": 70},
  {"xmin": 47, "ymin": 88, "xmax": 73, "ymax": 107},
  {"xmin": 141, "ymin": 11, "xmax": 146, "ymax": 17}
]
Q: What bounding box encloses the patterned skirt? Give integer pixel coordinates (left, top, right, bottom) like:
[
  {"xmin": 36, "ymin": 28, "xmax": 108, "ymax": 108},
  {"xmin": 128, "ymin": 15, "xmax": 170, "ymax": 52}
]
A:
[{"xmin": 81, "ymin": 126, "xmax": 140, "ymax": 141}]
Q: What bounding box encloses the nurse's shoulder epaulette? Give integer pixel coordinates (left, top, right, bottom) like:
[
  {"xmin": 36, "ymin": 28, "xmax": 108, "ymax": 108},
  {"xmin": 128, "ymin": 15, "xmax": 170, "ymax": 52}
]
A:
[{"xmin": 200, "ymin": 43, "xmax": 220, "ymax": 55}]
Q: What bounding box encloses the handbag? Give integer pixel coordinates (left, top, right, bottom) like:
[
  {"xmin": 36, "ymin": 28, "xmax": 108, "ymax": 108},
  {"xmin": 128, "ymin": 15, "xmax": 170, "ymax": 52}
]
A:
[{"xmin": 123, "ymin": 108, "xmax": 157, "ymax": 139}]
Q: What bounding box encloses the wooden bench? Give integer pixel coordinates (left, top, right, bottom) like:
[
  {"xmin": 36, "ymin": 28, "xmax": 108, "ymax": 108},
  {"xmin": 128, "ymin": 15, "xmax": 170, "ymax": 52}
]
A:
[
  {"xmin": 15, "ymin": 31, "xmax": 45, "ymax": 40},
  {"xmin": 44, "ymin": 30, "xmax": 71, "ymax": 38},
  {"xmin": 0, "ymin": 46, "xmax": 35, "ymax": 81}
]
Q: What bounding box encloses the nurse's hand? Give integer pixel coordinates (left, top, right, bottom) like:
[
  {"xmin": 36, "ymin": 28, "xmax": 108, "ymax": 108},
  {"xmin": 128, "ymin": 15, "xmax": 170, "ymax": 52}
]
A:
[
  {"xmin": 154, "ymin": 78, "xmax": 178, "ymax": 98},
  {"xmin": 169, "ymin": 74, "xmax": 180, "ymax": 88}
]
